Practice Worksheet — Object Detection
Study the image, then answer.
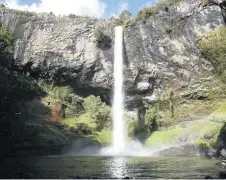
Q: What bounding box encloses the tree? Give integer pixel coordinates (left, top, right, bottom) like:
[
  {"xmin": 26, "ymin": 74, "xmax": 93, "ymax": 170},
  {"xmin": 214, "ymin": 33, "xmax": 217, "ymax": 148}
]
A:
[
  {"xmin": 109, "ymin": 10, "xmax": 132, "ymax": 28},
  {"xmin": 83, "ymin": 96, "xmax": 111, "ymax": 131},
  {"xmin": 0, "ymin": 26, "xmax": 43, "ymax": 158},
  {"xmin": 119, "ymin": 10, "xmax": 132, "ymax": 23}
]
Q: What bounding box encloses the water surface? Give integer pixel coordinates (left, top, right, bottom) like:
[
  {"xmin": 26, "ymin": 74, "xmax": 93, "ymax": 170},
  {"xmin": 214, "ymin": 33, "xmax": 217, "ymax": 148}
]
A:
[{"xmin": 0, "ymin": 156, "xmax": 221, "ymax": 179}]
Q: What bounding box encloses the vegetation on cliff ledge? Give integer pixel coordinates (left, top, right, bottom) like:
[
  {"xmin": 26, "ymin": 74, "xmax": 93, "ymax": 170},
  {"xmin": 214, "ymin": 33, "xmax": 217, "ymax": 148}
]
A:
[
  {"xmin": 198, "ymin": 26, "xmax": 226, "ymax": 80},
  {"xmin": 136, "ymin": 0, "xmax": 181, "ymax": 21}
]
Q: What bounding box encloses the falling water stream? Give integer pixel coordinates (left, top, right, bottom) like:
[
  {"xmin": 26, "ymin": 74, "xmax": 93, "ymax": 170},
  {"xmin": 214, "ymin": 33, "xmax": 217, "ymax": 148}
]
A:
[
  {"xmin": 101, "ymin": 26, "xmax": 152, "ymax": 156},
  {"xmin": 100, "ymin": 26, "xmax": 158, "ymax": 157},
  {"xmin": 1, "ymin": 27, "xmax": 221, "ymax": 180},
  {"xmin": 112, "ymin": 26, "xmax": 126, "ymax": 155}
]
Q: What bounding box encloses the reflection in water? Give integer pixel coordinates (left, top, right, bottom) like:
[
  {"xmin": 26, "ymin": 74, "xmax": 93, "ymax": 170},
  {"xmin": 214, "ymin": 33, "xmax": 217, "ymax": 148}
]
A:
[
  {"xmin": 100, "ymin": 140, "xmax": 155, "ymax": 157},
  {"xmin": 1, "ymin": 156, "xmax": 220, "ymax": 179},
  {"xmin": 108, "ymin": 157, "xmax": 128, "ymax": 179}
]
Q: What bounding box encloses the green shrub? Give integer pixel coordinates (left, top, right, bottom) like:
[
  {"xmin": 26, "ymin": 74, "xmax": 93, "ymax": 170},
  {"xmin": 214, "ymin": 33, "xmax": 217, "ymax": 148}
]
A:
[
  {"xmin": 9, "ymin": 9, "xmax": 35, "ymax": 16},
  {"xmin": 68, "ymin": 14, "xmax": 79, "ymax": 18},
  {"xmin": 64, "ymin": 95, "xmax": 111, "ymax": 134},
  {"xmin": 145, "ymin": 108, "xmax": 158, "ymax": 129},
  {"xmin": 126, "ymin": 113, "xmax": 138, "ymax": 137},
  {"xmin": 128, "ymin": 108, "xmax": 158, "ymax": 137},
  {"xmin": 39, "ymin": 82, "xmax": 85, "ymax": 118},
  {"xmin": 93, "ymin": 28, "xmax": 112, "ymax": 50},
  {"xmin": 201, "ymin": 0, "xmax": 209, "ymax": 6},
  {"xmin": 136, "ymin": 8, "xmax": 155, "ymax": 21},
  {"xmin": 64, "ymin": 114, "xmax": 96, "ymax": 135},
  {"xmin": 136, "ymin": 0, "xmax": 181, "ymax": 21},
  {"xmin": 83, "ymin": 95, "xmax": 111, "ymax": 131},
  {"xmin": 129, "ymin": 121, "xmax": 149, "ymax": 137},
  {"xmin": 110, "ymin": 10, "xmax": 132, "ymax": 28},
  {"xmin": 198, "ymin": 26, "xmax": 226, "ymax": 78},
  {"xmin": 0, "ymin": 4, "xmax": 5, "ymax": 9},
  {"xmin": 93, "ymin": 129, "xmax": 111, "ymax": 145},
  {"xmin": 39, "ymin": 83, "xmax": 73, "ymax": 102}
]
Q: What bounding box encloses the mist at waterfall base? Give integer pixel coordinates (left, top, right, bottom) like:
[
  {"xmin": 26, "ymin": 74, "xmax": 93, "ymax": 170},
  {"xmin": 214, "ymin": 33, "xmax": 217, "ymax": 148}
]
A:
[
  {"xmin": 100, "ymin": 26, "xmax": 153, "ymax": 157},
  {"xmin": 68, "ymin": 26, "xmax": 195, "ymax": 157},
  {"xmin": 66, "ymin": 26, "xmax": 198, "ymax": 157}
]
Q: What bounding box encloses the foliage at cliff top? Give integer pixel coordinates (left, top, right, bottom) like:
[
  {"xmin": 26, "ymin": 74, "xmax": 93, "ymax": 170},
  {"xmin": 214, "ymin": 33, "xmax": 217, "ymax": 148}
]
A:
[
  {"xmin": 0, "ymin": 6, "xmax": 35, "ymax": 16},
  {"xmin": 198, "ymin": 26, "xmax": 226, "ymax": 80},
  {"xmin": 109, "ymin": 10, "xmax": 132, "ymax": 28},
  {"xmin": 136, "ymin": 0, "xmax": 182, "ymax": 21}
]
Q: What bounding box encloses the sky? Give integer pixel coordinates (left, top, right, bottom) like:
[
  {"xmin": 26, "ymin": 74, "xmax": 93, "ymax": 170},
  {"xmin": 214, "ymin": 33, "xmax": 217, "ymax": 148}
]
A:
[{"xmin": 0, "ymin": 0, "xmax": 162, "ymax": 18}]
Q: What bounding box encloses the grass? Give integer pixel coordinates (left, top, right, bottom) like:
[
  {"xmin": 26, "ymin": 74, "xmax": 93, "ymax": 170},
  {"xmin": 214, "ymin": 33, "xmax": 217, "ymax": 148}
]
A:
[
  {"xmin": 198, "ymin": 26, "xmax": 226, "ymax": 77},
  {"xmin": 4, "ymin": 8, "xmax": 35, "ymax": 17},
  {"xmin": 145, "ymin": 119, "xmax": 223, "ymax": 148},
  {"xmin": 145, "ymin": 128, "xmax": 184, "ymax": 147},
  {"xmin": 63, "ymin": 118, "xmax": 76, "ymax": 128},
  {"xmin": 63, "ymin": 115, "xmax": 97, "ymax": 131},
  {"xmin": 76, "ymin": 114, "xmax": 97, "ymax": 129},
  {"xmin": 90, "ymin": 129, "xmax": 112, "ymax": 145},
  {"xmin": 194, "ymin": 136, "xmax": 218, "ymax": 148},
  {"xmin": 201, "ymin": 0, "xmax": 209, "ymax": 6},
  {"xmin": 211, "ymin": 101, "xmax": 226, "ymax": 116}
]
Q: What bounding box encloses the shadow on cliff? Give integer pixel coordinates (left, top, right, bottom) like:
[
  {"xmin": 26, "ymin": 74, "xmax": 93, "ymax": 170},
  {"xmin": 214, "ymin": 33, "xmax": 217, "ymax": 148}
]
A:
[
  {"xmin": 220, "ymin": 1, "xmax": 226, "ymax": 25},
  {"xmin": 216, "ymin": 122, "xmax": 226, "ymax": 158}
]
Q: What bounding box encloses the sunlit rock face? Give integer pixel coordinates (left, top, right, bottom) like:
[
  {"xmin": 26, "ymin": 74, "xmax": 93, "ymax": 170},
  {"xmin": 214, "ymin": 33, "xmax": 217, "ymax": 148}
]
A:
[
  {"xmin": 123, "ymin": 0, "xmax": 225, "ymax": 109},
  {"xmin": 0, "ymin": 0, "xmax": 225, "ymax": 109}
]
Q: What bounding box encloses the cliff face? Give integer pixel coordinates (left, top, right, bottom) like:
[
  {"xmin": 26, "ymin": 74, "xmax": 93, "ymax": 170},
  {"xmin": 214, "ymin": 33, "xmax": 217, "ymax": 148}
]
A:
[{"xmin": 0, "ymin": 0, "xmax": 225, "ymax": 109}]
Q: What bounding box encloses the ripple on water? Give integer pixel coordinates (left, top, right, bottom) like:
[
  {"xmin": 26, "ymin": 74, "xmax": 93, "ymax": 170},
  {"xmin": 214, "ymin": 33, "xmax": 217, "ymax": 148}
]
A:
[{"xmin": 0, "ymin": 156, "xmax": 221, "ymax": 179}]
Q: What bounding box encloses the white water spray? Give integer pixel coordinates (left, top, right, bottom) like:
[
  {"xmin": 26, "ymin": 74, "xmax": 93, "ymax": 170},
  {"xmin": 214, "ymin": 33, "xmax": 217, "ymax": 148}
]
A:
[
  {"xmin": 70, "ymin": 27, "xmax": 194, "ymax": 157},
  {"xmin": 99, "ymin": 26, "xmax": 156, "ymax": 157},
  {"xmin": 112, "ymin": 26, "xmax": 126, "ymax": 155}
]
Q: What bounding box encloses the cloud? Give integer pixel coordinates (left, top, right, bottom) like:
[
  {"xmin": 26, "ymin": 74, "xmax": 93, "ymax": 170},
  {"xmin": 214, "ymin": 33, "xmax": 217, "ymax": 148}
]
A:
[
  {"xmin": 2, "ymin": 0, "xmax": 107, "ymax": 17},
  {"xmin": 110, "ymin": 2, "xmax": 128, "ymax": 17},
  {"xmin": 119, "ymin": 2, "xmax": 128, "ymax": 12}
]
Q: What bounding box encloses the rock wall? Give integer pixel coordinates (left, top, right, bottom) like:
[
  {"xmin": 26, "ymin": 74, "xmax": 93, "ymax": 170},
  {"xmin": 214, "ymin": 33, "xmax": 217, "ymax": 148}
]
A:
[{"xmin": 0, "ymin": 0, "xmax": 225, "ymax": 110}]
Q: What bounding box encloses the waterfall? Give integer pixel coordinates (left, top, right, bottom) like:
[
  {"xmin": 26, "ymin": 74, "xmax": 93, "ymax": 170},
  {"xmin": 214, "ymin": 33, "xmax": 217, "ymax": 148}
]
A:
[
  {"xmin": 112, "ymin": 26, "xmax": 126, "ymax": 155},
  {"xmin": 100, "ymin": 26, "xmax": 152, "ymax": 157}
]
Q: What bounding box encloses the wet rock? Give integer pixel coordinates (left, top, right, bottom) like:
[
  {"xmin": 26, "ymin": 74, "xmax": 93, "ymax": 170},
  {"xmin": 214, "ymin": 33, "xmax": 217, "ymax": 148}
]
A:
[
  {"xmin": 219, "ymin": 172, "xmax": 226, "ymax": 179},
  {"xmin": 123, "ymin": 177, "xmax": 130, "ymax": 179},
  {"xmin": 220, "ymin": 149, "xmax": 226, "ymax": 158},
  {"xmin": 216, "ymin": 123, "xmax": 226, "ymax": 159},
  {"xmin": 204, "ymin": 135, "xmax": 214, "ymax": 140},
  {"xmin": 204, "ymin": 175, "xmax": 213, "ymax": 179},
  {"xmin": 0, "ymin": 0, "xmax": 225, "ymax": 109},
  {"xmin": 207, "ymin": 149, "xmax": 217, "ymax": 159},
  {"xmin": 216, "ymin": 160, "xmax": 226, "ymax": 169}
]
